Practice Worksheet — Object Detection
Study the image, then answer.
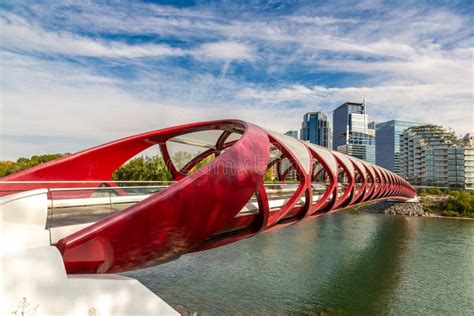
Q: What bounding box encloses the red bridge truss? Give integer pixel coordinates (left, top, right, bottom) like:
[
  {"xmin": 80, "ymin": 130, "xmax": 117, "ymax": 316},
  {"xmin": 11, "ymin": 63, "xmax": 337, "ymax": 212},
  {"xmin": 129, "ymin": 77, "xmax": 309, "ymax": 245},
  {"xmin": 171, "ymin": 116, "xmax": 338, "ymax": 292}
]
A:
[{"xmin": 0, "ymin": 120, "xmax": 416, "ymax": 274}]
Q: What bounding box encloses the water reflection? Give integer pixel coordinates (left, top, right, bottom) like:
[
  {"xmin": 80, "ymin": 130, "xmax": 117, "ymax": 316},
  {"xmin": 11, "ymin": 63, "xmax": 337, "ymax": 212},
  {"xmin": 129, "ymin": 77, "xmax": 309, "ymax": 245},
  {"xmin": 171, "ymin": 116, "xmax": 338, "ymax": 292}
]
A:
[{"xmin": 312, "ymin": 214, "xmax": 418, "ymax": 314}]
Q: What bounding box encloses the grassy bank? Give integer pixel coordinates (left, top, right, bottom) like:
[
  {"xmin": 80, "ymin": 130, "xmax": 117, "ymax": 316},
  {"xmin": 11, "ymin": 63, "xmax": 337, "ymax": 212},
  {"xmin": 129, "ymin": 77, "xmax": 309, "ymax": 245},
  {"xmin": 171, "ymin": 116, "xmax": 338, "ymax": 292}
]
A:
[{"xmin": 418, "ymin": 188, "xmax": 474, "ymax": 218}]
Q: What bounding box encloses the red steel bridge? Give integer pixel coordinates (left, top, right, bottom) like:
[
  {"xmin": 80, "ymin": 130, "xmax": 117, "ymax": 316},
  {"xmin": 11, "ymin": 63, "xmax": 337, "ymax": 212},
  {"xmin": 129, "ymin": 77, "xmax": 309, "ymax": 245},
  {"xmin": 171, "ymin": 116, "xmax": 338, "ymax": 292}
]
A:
[{"xmin": 0, "ymin": 120, "xmax": 415, "ymax": 274}]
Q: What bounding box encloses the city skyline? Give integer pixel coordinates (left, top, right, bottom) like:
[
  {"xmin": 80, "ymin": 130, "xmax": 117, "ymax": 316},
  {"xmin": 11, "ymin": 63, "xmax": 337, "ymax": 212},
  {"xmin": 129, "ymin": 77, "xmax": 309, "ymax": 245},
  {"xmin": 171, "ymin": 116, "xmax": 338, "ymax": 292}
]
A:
[{"xmin": 1, "ymin": 0, "xmax": 472, "ymax": 160}]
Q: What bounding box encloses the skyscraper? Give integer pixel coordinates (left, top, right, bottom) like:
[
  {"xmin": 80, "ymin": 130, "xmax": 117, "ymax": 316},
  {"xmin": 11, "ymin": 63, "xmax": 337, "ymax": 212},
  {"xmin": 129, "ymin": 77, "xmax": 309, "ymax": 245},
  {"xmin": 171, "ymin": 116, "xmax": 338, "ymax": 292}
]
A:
[
  {"xmin": 332, "ymin": 101, "xmax": 375, "ymax": 163},
  {"xmin": 376, "ymin": 120, "xmax": 426, "ymax": 174},
  {"xmin": 300, "ymin": 112, "xmax": 330, "ymax": 148}
]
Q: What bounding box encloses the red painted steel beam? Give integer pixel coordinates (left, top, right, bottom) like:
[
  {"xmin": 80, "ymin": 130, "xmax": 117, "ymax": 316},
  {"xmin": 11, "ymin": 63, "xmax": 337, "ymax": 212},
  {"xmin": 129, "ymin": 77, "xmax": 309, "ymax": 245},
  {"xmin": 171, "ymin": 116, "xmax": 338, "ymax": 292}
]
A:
[{"xmin": 306, "ymin": 144, "xmax": 338, "ymax": 216}]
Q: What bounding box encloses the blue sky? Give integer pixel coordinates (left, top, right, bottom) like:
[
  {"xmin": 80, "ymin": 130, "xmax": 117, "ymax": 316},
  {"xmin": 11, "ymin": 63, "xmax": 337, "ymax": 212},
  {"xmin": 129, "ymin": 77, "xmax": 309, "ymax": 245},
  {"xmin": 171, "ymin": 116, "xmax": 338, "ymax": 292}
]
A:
[{"xmin": 0, "ymin": 0, "xmax": 472, "ymax": 160}]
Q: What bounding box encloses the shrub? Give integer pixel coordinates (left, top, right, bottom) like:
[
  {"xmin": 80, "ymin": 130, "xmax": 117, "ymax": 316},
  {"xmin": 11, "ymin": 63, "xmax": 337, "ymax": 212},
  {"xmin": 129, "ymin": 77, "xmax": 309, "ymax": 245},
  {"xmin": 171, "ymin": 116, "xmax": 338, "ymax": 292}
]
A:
[
  {"xmin": 441, "ymin": 210, "xmax": 461, "ymax": 217},
  {"xmin": 427, "ymin": 187, "xmax": 443, "ymax": 195},
  {"xmin": 423, "ymin": 206, "xmax": 433, "ymax": 213},
  {"xmin": 445, "ymin": 191, "xmax": 473, "ymax": 213}
]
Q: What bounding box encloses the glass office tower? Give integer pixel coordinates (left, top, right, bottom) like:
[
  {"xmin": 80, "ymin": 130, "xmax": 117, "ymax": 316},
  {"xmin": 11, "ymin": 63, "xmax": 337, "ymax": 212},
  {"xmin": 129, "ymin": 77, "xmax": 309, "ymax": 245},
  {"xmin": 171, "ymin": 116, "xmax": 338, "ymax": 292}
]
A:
[
  {"xmin": 300, "ymin": 112, "xmax": 330, "ymax": 148},
  {"xmin": 376, "ymin": 120, "xmax": 425, "ymax": 174},
  {"xmin": 332, "ymin": 101, "xmax": 375, "ymax": 163}
]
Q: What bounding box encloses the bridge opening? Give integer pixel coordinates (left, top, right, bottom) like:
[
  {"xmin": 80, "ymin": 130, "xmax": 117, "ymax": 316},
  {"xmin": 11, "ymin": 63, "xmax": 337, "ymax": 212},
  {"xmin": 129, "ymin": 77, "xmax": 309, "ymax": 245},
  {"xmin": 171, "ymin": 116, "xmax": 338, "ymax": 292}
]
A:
[
  {"xmin": 265, "ymin": 145, "xmax": 302, "ymax": 213},
  {"xmin": 363, "ymin": 165, "xmax": 375, "ymax": 200},
  {"xmin": 337, "ymin": 165, "xmax": 349, "ymax": 198},
  {"xmin": 306, "ymin": 144, "xmax": 338, "ymax": 214},
  {"xmin": 373, "ymin": 170, "xmax": 382, "ymax": 198},
  {"xmin": 166, "ymin": 130, "xmax": 220, "ymax": 176},
  {"xmin": 312, "ymin": 160, "xmax": 330, "ymax": 200},
  {"xmin": 263, "ymin": 131, "xmax": 312, "ymax": 225},
  {"xmin": 352, "ymin": 161, "xmax": 366, "ymax": 203}
]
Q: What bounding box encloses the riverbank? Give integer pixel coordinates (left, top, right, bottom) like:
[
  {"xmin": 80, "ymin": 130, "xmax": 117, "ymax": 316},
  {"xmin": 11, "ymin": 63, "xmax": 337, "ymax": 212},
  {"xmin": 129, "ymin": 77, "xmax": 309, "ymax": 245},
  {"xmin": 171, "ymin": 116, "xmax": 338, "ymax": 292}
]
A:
[
  {"xmin": 358, "ymin": 190, "xmax": 474, "ymax": 220},
  {"xmin": 418, "ymin": 189, "xmax": 474, "ymax": 219},
  {"xmin": 360, "ymin": 200, "xmax": 430, "ymax": 217}
]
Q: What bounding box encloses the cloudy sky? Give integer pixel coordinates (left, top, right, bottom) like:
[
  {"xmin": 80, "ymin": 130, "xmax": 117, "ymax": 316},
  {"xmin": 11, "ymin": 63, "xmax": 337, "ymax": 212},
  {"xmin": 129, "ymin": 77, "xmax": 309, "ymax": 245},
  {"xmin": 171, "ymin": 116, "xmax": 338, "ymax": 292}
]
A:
[{"xmin": 0, "ymin": 0, "xmax": 472, "ymax": 160}]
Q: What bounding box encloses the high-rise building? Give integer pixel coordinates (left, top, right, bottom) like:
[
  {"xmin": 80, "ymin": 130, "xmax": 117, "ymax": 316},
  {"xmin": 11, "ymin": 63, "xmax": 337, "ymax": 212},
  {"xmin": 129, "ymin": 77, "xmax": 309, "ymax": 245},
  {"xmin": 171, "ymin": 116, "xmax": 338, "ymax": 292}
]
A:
[
  {"xmin": 368, "ymin": 121, "xmax": 377, "ymax": 137},
  {"xmin": 332, "ymin": 101, "xmax": 375, "ymax": 163},
  {"xmin": 300, "ymin": 112, "xmax": 330, "ymax": 148},
  {"xmin": 376, "ymin": 120, "xmax": 426, "ymax": 174},
  {"xmin": 284, "ymin": 130, "xmax": 298, "ymax": 139},
  {"xmin": 400, "ymin": 125, "xmax": 473, "ymax": 189}
]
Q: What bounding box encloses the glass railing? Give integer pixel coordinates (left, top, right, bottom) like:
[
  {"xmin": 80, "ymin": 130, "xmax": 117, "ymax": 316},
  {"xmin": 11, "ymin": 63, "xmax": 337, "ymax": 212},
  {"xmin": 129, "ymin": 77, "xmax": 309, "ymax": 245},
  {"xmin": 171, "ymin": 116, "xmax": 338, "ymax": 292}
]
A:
[
  {"xmin": 47, "ymin": 184, "xmax": 172, "ymax": 229},
  {"xmin": 2, "ymin": 180, "xmax": 330, "ymax": 243},
  {"xmin": 0, "ymin": 180, "xmax": 175, "ymax": 197}
]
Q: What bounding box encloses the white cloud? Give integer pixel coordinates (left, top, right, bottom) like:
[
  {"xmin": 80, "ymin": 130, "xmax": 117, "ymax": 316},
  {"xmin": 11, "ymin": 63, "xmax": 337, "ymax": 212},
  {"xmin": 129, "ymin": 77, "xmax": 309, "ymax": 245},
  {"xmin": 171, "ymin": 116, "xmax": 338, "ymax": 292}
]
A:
[
  {"xmin": 0, "ymin": 14, "xmax": 256, "ymax": 61},
  {"xmin": 0, "ymin": 53, "xmax": 289, "ymax": 160},
  {"xmin": 240, "ymin": 85, "xmax": 316, "ymax": 102},
  {"xmin": 0, "ymin": 13, "xmax": 184, "ymax": 58},
  {"xmin": 193, "ymin": 41, "xmax": 256, "ymax": 61}
]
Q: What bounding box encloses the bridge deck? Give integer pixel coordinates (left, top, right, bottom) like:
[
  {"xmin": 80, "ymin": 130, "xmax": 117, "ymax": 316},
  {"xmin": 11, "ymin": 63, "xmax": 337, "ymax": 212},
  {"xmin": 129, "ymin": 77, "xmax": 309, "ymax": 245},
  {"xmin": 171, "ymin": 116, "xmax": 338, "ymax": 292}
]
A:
[{"xmin": 46, "ymin": 190, "xmax": 328, "ymax": 244}]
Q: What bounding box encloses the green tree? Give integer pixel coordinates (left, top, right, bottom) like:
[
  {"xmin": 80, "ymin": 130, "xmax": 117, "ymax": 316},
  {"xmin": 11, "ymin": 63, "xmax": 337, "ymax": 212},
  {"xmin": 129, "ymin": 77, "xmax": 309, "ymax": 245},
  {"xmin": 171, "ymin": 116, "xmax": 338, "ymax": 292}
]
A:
[
  {"xmin": 112, "ymin": 151, "xmax": 216, "ymax": 182},
  {"xmin": 112, "ymin": 156, "xmax": 172, "ymax": 182},
  {"xmin": 171, "ymin": 151, "xmax": 195, "ymax": 170},
  {"xmin": 0, "ymin": 160, "xmax": 16, "ymax": 177}
]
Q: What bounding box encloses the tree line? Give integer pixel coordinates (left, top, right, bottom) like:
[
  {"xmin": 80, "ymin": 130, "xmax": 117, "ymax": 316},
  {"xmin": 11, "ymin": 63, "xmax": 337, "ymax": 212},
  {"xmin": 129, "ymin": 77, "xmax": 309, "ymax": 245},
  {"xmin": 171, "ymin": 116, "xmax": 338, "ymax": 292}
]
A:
[{"xmin": 1, "ymin": 152, "xmax": 276, "ymax": 182}]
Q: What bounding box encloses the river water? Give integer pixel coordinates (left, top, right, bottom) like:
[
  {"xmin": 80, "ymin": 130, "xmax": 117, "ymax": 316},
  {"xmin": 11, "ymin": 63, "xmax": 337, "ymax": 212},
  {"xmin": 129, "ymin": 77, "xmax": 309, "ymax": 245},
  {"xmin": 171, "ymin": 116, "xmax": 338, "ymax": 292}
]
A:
[{"xmin": 124, "ymin": 210, "xmax": 474, "ymax": 315}]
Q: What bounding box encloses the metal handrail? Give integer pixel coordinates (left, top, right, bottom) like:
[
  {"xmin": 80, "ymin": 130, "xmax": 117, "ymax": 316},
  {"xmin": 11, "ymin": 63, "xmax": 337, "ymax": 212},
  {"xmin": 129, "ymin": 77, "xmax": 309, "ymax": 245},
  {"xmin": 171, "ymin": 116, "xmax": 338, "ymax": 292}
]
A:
[
  {"xmin": 0, "ymin": 180, "xmax": 176, "ymax": 184},
  {"xmin": 1, "ymin": 180, "xmax": 305, "ymax": 185},
  {"xmin": 49, "ymin": 186, "xmax": 170, "ymax": 191}
]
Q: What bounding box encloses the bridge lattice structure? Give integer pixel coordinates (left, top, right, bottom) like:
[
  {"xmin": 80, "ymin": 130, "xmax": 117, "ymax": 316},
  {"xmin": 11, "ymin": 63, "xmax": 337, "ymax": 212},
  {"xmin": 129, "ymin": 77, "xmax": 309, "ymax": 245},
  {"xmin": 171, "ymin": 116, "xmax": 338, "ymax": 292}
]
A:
[{"xmin": 0, "ymin": 120, "xmax": 416, "ymax": 273}]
